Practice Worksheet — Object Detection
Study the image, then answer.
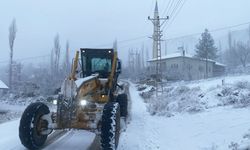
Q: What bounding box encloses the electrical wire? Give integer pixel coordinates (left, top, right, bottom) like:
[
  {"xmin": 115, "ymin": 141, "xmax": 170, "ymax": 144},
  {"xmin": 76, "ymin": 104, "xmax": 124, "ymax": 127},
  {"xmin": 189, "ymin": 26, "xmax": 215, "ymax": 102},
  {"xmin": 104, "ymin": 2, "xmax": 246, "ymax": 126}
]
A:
[
  {"xmin": 0, "ymin": 55, "xmax": 50, "ymax": 64},
  {"xmin": 162, "ymin": 0, "xmax": 184, "ymax": 30},
  {"xmin": 1, "ymin": 20, "xmax": 250, "ymax": 65},
  {"xmin": 162, "ymin": 0, "xmax": 172, "ymax": 17},
  {"xmin": 169, "ymin": 0, "xmax": 183, "ymax": 19},
  {"xmin": 163, "ymin": 0, "xmax": 187, "ymax": 31},
  {"xmin": 166, "ymin": 21, "xmax": 250, "ymax": 41},
  {"xmin": 165, "ymin": 0, "xmax": 175, "ymax": 17},
  {"xmin": 94, "ymin": 35, "xmax": 148, "ymax": 48}
]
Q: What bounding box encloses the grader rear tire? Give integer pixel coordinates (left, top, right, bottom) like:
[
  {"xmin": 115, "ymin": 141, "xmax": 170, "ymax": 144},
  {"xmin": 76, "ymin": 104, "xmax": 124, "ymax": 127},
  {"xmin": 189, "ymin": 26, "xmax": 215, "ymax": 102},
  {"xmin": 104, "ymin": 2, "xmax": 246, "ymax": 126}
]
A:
[
  {"xmin": 100, "ymin": 102, "xmax": 120, "ymax": 150},
  {"xmin": 19, "ymin": 102, "xmax": 50, "ymax": 150}
]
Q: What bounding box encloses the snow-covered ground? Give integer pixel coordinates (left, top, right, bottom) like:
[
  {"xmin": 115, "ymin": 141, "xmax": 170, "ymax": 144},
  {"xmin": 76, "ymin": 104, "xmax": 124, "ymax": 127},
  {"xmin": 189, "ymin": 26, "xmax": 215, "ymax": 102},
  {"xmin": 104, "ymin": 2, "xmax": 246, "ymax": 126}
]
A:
[
  {"xmin": 0, "ymin": 119, "xmax": 96, "ymax": 150},
  {"xmin": 1, "ymin": 74, "xmax": 250, "ymax": 149},
  {"xmin": 171, "ymin": 74, "xmax": 250, "ymax": 91},
  {"xmin": 119, "ymin": 76, "xmax": 250, "ymax": 150}
]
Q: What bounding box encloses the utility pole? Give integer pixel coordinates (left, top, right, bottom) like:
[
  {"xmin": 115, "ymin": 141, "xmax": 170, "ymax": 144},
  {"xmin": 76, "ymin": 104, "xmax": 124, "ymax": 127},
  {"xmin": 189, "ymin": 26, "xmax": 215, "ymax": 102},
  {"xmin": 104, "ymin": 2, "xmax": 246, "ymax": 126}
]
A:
[
  {"xmin": 129, "ymin": 49, "xmax": 141, "ymax": 79},
  {"xmin": 128, "ymin": 49, "xmax": 140, "ymax": 79},
  {"xmin": 141, "ymin": 44, "xmax": 145, "ymax": 70},
  {"xmin": 128, "ymin": 49, "xmax": 134, "ymax": 77},
  {"xmin": 148, "ymin": 1, "xmax": 169, "ymax": 96}
]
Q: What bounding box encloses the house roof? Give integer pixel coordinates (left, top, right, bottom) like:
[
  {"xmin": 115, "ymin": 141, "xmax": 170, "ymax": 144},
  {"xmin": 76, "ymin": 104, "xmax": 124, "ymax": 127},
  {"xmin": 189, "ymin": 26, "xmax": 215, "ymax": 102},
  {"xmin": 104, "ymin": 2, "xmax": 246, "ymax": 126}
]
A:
[
  {"xmin": 148, "ymin": 53, "xmax": 193, "ymax": 62},
  {"xmin": 0, "ymin": 80, "xmax": 8, "ymax": 89},
  {"xmin": 148, "ymin": 52, "xmax": 226, "ymax": 67}
]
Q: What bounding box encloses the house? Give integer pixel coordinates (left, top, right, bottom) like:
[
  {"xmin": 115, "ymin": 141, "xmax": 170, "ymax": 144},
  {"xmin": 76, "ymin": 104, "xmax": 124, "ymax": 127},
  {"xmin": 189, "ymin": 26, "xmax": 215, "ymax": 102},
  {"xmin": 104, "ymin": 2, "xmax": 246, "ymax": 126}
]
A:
[
  {"xmin": 0, "ymin": 80, "xmax": 9, "ymax": 95},
  {"xmin": 148, "ymin": 52, "xmax": 226, "ymax": 81}
]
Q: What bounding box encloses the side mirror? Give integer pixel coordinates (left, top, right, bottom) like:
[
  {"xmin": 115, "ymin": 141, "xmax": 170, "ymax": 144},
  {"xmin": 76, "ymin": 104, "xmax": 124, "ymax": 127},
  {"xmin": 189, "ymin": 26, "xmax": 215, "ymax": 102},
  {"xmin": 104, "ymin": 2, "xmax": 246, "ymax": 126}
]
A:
[{"xmin": 117, "ymin": 59, "xmax": 122, "ymax": 74}]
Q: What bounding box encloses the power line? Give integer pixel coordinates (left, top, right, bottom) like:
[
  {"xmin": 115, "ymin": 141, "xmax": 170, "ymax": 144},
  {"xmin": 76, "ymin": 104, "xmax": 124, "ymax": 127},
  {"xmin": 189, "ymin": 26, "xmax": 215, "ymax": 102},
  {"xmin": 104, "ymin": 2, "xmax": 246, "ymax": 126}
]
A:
[
  {"xmin": 0, "ymin": 54, "xmax": 50, "ymax": 64},
  {"xmin": 119, "ymin": 38, "xmax": 151, "ymax": 49},
  {"xmin": 94, "ymin": 35, "xmax": 148, "ymax": 48},
  {"xmin": 162, "ymin": 0, "xmax": 173, "ymax": 17},
  {"xmin": 165, "ymin": 0, "xmax": 175, "ymax": 17},
  {"xmin": 162, "ymin": 0, "xmax": 184, "ymax": 30},
  {"xmin": 165, "ymin": 20, "xmax": 250, "ymax": 41},
  {"xmin": 115, "ymin": 21, "xmax": 250, "ymax": 49},
  {"xmin": 163, "ymin": 0, "xmax": 186, "ymax": 31},
  {"xmin": 0, "ymin": 20, "xmax": 249, "ymax": 65},
  {"xmin": 161, "ymin": 0, "xmax": 168, "ymax": 14},
  {"xmin": 169, "ymin": 0, "xmax": 183, "ymax": 19},
  {"xmin": 96, "ymin": 20, "xmax": 250, "ymax": 50}
]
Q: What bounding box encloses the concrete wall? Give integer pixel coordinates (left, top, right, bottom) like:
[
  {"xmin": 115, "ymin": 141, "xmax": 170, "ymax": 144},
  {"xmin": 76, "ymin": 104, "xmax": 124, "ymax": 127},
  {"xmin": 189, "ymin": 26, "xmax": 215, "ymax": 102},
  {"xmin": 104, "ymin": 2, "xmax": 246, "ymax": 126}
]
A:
[{"xmin": 149, "ymin": 56, "xmax": 216, "ymax": 81}]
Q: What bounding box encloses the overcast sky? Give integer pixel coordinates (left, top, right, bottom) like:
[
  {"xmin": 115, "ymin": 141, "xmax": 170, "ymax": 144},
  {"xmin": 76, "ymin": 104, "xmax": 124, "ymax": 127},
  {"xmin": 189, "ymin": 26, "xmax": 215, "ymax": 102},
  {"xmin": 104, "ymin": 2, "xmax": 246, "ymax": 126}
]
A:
[{"xmin": 0, "ymin": 0, "xmax": 250, "ymax": 66}]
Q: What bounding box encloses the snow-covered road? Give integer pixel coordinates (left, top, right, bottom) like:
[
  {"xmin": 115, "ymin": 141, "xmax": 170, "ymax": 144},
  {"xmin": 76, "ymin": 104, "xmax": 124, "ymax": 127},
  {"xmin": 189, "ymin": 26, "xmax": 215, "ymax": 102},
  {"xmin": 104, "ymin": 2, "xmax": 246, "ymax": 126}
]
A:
[
  {"xmin": 118, "ymin": 83, "xmax": 250, "ymax": 150},
  {"xmin": 0, "ymin": 119, "xmax": 95, "ymax": 150}
]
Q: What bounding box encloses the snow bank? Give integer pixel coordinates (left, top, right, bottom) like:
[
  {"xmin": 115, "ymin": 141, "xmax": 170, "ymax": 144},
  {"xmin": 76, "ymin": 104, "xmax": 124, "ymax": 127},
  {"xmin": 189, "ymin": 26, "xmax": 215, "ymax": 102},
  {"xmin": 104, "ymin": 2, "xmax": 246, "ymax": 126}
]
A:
[
  {"xmin": 0, "ymin": 94, "xmax": 51, "ymax": 124},
  {"xmin": 0, "ymin": 80, "xmax": 8, "ymax": 89},
  {"xmin": 119, "ymin": 82, "xmax": 250, "ymax": 150},
  {"xmin": 218, "ymin": 81, "xmax": 250, "ymax": 107},
  {"xmin": 138, "ymin": 75, "xmax": 250, "ymax": 117},
  {"xmin": 147, "ymin": 86, "xmax": 205, "ymax": 116}
]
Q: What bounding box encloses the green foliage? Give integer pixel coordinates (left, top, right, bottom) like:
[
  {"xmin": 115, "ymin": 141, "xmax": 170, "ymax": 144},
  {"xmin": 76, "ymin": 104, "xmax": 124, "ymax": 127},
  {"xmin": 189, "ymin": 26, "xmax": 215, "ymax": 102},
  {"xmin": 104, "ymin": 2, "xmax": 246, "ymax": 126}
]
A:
[{"xmin": 195, "ymin": 29, "xmax": 218, "ymax": 60}]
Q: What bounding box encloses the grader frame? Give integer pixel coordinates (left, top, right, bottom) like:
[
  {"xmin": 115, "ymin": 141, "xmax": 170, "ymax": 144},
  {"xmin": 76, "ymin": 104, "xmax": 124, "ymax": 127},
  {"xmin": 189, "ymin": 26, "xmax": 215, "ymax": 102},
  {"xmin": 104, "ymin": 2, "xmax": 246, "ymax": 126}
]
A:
[{"xmin": 19, "ymin": 48, "xmax": 128, "ymax": 150}]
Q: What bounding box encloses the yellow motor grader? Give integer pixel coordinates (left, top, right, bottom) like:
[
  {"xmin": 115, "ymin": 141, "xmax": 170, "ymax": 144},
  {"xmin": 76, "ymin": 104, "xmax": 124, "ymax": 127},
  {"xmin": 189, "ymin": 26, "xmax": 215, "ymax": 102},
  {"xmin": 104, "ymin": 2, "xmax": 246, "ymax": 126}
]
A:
[{"xmin": 19, "ymin": 48, "xmax": 128, "ymax": 150}]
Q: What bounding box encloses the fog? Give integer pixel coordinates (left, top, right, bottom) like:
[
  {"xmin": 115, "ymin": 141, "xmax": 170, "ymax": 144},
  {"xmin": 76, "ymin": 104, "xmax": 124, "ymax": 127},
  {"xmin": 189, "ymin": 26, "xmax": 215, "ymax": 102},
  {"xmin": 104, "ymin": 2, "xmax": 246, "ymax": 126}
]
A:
[{"xmin": 0, "ymin": 0, "xmax": 250, "ymax": 65}]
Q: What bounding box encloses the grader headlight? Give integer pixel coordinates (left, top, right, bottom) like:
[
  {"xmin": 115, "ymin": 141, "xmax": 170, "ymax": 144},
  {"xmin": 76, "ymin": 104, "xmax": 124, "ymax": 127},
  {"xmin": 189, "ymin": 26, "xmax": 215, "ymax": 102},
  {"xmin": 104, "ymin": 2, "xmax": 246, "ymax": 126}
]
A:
[
  {"xmin": 80, "ymin": 100, "xmax": 88, "ymax": 106},
  {"xmin": 52, "ymin": 100, "xmax": 57, "ymax": 105}
]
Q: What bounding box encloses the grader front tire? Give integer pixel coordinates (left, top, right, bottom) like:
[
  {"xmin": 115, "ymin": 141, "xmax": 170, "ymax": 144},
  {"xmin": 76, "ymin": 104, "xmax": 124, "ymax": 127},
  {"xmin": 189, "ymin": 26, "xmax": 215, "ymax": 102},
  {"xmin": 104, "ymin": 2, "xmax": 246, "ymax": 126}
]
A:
[
  {"xmin": 100, "ymin": 102, "xmax": 121, "ymax": 150},
  {"xmin": 19, "ymin": 102, "xmax": 50, "ymax": 150}
]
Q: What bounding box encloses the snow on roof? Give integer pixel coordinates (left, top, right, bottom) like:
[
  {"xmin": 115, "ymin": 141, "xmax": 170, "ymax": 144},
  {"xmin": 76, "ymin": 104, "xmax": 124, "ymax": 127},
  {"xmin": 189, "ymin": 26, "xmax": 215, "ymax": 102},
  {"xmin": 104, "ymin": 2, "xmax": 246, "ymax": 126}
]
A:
[
  {"xmin": 0, "ymin": 80, "xmax": 8, "ymax": 89},
  {"xmin": 148, "ymin": 52, "xmax": 226, "ymax": 66},
  {"xmin": 148, "ymin": 53, "xmax": 193, "ymax": 62},
  {"xmin": 215, "ymin": 62, "xmax": 226, "ymax": 67}
]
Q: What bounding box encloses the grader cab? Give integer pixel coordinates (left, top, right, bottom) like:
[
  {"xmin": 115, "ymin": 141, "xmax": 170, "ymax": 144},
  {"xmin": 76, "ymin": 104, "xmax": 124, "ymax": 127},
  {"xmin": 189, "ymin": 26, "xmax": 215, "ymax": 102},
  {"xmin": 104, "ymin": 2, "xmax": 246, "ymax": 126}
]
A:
[{"xmin": 19, "ymin": 48, "xmax": 128, "ymax": 150}]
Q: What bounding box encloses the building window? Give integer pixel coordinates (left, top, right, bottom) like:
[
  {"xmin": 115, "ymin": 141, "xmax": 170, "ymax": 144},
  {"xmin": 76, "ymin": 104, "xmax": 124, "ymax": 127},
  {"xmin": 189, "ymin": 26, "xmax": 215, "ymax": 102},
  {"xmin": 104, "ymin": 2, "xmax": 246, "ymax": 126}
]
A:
[
  {"xmin": 198, "ymin": 66, "xmax": 204, "ymax": 72},
  {"xmin": 187, "ymin": 64, "xmax": 192, "ymax": 71},
  {"xmin": 171, "ymin": 64, "xmax": 178, "ymax": 69},
  {"xmin": 162, "ymin": 62, "xmax": 166, "ymax": 69}
]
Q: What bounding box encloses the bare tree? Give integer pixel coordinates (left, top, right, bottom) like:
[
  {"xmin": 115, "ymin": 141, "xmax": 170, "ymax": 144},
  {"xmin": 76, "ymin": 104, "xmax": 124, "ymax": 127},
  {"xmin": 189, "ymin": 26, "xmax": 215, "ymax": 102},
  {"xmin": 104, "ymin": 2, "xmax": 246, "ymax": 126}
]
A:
[
  {"xmin": 50, "ymin": 48, "xmax": 54, "ymax": 75},
  {"xmin": 224, "ymin": 32, "xmax": 239, "ymax": 67},
  {"xmin": 228, "ymin": 31, "xmax": 233, "ymax": 51},
  {"xmin": 217, "ymin": 40, "xmax": 222, "ymax": 62},
  {"xmin": 8, "ymin": 19, "xmax": 17, "ymax": 92},
  {"xmin": 113, "ymin": 39, "xmax": 118, "ymax": 51},
  {"xmin": 48, "ymin": 34, "xmax": 63, "ymax": 93},
  {"xmin": 225, "ymin": 29, "xmax": 250, "ymax": 68},
  {"xmin": 51, "ymin": 34, "xmax": 61, "ymax": 76},
  {"xmin": 248, "ymin": 25, "xmax": 250, "ymax": 42},
  {"xmin": 236, "ymin": 42, "xmax": 250, "ymax": 68},
  {"xmin": 141, "ymin": 44, "xmax": 145, "ymax": 70},
  {"xmin": 63, "ymin": 40, "xmax": 70, "ymax": 76},
  {"xmin": 146, "ymin": 47, "xmax": 149, "ymax": 68}
]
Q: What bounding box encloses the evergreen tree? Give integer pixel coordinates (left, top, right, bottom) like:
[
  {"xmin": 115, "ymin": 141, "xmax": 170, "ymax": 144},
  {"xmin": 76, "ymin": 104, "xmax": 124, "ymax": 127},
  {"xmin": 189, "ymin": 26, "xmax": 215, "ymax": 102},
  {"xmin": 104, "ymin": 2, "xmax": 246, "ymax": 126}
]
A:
[{"xmin": 195, "ymin": 29, "xmax": 217, "ymax": 60}]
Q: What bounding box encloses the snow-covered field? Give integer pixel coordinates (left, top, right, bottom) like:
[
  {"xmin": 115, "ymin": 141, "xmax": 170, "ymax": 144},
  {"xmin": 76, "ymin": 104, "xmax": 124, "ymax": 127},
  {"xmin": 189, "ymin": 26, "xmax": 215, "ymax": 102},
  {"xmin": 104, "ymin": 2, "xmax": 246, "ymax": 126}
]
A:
[
  {"xmin": 119, "ymin": 84, "xmax": 250, "ymax": 149},
  {"xmin": 1, "ymin": 74, "xmax": 250, "ymax": 149},
  {"xmin": 119, "ymin": 75, "xmax": 250, "ymax": 150}
]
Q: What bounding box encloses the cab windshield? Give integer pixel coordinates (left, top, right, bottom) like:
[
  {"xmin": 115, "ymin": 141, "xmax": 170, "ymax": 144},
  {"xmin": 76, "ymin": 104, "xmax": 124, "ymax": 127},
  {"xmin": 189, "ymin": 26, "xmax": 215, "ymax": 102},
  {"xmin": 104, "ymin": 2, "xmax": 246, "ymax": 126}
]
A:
[{"xmin": 91, "ymin": 58, "xmax": 111, "ymax": 72}]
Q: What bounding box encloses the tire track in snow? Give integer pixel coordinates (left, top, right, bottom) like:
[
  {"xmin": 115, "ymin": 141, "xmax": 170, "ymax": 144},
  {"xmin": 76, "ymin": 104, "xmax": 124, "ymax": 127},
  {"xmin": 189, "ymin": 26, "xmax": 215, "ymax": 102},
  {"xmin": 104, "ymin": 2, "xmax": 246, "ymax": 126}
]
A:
[{"xmin": 118, "ymin": 82, "xmax": 160, "ymax": 150}]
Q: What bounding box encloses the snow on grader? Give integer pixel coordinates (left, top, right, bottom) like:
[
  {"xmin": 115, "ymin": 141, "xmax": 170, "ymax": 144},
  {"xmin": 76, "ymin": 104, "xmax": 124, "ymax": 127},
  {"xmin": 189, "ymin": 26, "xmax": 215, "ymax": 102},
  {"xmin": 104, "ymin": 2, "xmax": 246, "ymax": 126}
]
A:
[{"xmin": 19, "ymin": 48, "xmax": 129, "ymax": 150}]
